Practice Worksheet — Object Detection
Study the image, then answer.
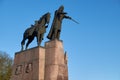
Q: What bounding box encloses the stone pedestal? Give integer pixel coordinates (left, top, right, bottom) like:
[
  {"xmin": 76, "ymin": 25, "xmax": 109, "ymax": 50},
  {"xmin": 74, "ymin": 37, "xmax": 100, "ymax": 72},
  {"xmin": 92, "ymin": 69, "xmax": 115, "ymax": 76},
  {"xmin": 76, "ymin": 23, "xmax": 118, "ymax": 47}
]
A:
[
  {"xmin": 11, "ymin": 47, "xmax": 45, "ymax": 80},
  {"xmin": 45, "ymin": 39, "xmax": 68, "ymax": 80},
  {"xmin": 11, "ymin": 39, "xmax": 68, "ymax": 80}
]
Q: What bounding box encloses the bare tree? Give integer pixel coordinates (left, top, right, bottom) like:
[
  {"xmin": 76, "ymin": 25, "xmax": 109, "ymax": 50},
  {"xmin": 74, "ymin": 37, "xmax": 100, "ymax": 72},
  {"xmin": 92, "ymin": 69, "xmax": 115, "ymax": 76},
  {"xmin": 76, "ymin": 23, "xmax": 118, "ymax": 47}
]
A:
[{"xmin": 0, "ymin": 51, "xmax": 13, "ymax": 80}]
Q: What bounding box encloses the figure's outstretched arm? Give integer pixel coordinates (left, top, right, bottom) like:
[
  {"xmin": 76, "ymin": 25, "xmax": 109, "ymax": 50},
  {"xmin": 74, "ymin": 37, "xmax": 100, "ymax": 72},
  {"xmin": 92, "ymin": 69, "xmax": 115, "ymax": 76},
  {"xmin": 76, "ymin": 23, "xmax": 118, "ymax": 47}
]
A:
[{"xmin": 64, "ymin": 15, "xmax": 72, "ymax": 19}]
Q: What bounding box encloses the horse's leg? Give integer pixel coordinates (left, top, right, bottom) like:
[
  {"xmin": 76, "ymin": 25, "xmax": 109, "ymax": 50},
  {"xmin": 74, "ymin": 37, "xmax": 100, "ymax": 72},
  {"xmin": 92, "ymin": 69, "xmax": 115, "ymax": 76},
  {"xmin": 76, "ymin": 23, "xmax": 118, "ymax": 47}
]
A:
[
  {"xmin": 21, "ymin": 37, "xmax": 26, "ymax": 51},
  {"xmin": 21, "ymin": 40, "xmax": 24, "ymax": 51},
  {"xmin": 25, "ymin": 37, "xmax": 34, "ymax": 50}
]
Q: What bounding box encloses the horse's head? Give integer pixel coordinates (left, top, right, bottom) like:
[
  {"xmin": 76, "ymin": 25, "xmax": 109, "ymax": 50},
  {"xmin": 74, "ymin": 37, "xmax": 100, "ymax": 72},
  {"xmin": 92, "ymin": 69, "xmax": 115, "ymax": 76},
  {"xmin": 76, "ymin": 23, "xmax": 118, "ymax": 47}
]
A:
[
  {"xmin": 44, "ymin": 12, "xmax": 50, "ymax": 24},
  {"xmin": 38, "ymin": 12, "xmax": 50, "ymax": 26}
]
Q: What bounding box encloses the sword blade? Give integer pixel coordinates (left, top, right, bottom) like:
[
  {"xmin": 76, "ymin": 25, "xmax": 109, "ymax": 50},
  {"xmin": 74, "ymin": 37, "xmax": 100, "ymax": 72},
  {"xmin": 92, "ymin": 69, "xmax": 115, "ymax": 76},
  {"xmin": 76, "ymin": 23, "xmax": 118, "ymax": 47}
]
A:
[{"xmin": 71, "ymin": 19, "xmax": 79, "ymax": 24}]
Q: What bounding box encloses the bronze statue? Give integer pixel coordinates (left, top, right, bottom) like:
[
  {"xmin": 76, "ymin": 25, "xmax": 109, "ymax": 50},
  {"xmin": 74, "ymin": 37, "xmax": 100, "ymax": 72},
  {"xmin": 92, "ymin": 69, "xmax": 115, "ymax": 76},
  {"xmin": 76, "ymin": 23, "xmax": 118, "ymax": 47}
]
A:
[
  {"xmin": 21, "ymin": 12, "xmax": 50, "ymax": 51},
  {"xmin": 47, "ymin": 5, "xmax": 72, "ymax": 40}
]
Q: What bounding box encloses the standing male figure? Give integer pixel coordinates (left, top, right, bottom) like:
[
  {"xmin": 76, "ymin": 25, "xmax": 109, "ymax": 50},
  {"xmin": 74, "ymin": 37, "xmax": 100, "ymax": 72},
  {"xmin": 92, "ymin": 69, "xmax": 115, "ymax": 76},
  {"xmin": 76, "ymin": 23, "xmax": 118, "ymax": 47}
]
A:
[{"xmin": 47, "ymin": 5, "xmax": 71, "ymax": 40}]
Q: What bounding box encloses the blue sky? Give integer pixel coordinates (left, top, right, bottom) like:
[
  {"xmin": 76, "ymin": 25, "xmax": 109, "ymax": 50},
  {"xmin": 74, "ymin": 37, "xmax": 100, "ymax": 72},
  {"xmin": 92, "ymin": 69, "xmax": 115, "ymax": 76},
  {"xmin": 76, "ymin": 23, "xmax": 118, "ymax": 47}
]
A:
[{"xmin": 0, "ymin": 0, "xmax": 120, "ymax": 80}]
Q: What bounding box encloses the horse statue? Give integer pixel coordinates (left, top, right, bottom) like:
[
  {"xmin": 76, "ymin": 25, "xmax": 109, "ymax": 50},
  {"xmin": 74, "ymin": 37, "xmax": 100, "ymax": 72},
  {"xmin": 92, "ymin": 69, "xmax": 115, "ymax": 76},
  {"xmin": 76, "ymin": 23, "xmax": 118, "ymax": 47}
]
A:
[{"xmin": 21, "ymin": 12, "xmax": 50, "ymax": 51}]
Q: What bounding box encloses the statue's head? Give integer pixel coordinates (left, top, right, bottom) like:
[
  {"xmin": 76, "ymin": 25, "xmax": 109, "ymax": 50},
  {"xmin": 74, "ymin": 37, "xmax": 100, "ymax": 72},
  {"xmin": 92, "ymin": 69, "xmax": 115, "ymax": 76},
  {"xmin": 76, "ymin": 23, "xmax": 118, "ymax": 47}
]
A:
[{"xmin": 58, "ymin": 5, "xmax": 64, "ymax": 12}]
